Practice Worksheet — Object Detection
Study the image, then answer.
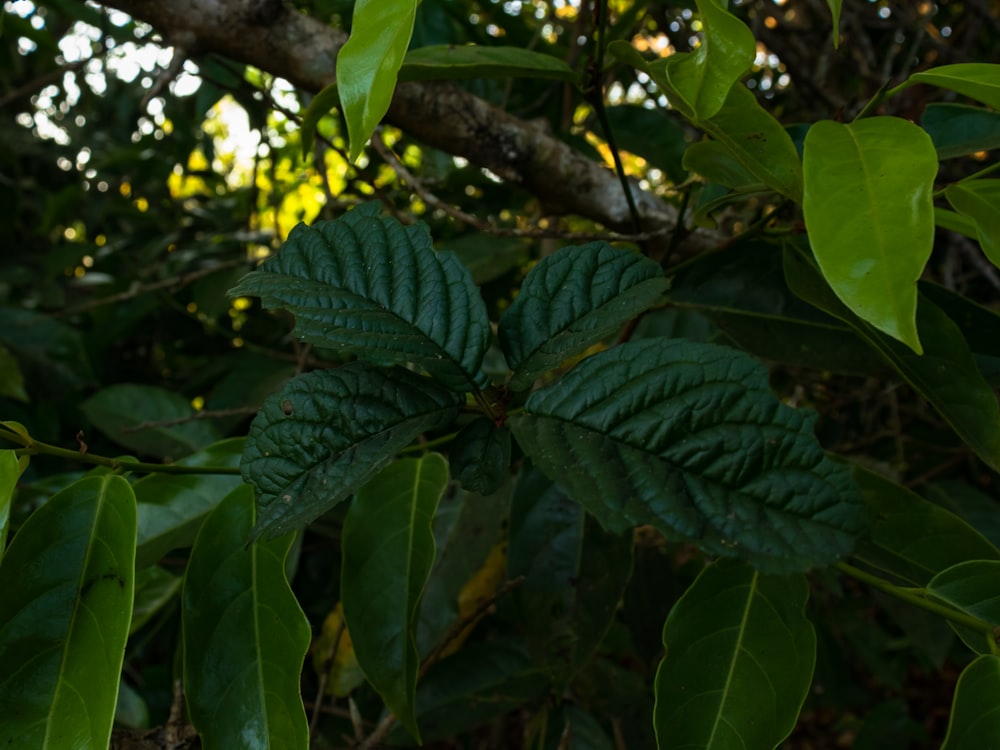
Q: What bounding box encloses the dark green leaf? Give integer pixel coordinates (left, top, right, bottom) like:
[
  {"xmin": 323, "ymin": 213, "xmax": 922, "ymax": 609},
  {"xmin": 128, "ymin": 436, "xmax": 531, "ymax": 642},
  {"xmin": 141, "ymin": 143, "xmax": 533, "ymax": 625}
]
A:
[
  {"xmin": 183, "ymin": 485, "xmax": 310, "ymax": 749},
  {"xmin": 337, "ymin": 0, "xmax": 418, "ymax": 161},
  {"xmin": 0, "ymin": 307, "xmax": 94, "ymax": 390},
  {"xmin": 300, "ymin": 81, "xmax": 340, "ymax": 159},
  {"xmin": 509, "ymin": 339, "xmax": 865, "ymax": 573},
  {"xmin": 0, "ymin": 450, "xmax": 17, "ymax": 555},
  {"xmin": 229, "ymin": 203, "xmax": 491, "ymax": 391},
  {"xmin": 784, "ymin": 247, "xmax": 1000, "ymax": 471},
  {"xmin": 918, "ymin": 281, "xmax": 1000, "ymax": 386},
  {"xmin": 926, "ymin": 561, "xmax": 1000, "ymax": 654},
  {"xmin": 507, "ymin": 467, "xmax": 633, "ymax": 689},
  {"xmin": 803, "ymin": 118, "xmax": 938, "ymax": 352},
  {"xmin": 922, "ymin": 103, "xmax": 1000, "ymax": 159},
  {"xmin": 543, "ymin": 704, "xmax": 616, "ymax": 750},
  {"xmin": 448, "ymin": 417, "xmax": 511, "ymax": 495},
  {"xmin": 498, "ymin": 242, "xmax": 667, "ymax": 390},
  {"xmin": 946, "ymin": 180, "xmax": 1000, "ymax": 267},
  {"xmin": 129, "ymin": 565, "xmax": 181, "ymax": 634},
  {"xmin": 342, "ymin": 453, "xmax": 450, "ymax": 742},
  {"xmin": 653, "ymin": 559, "xmax": 815, "ymax": 749},
  {"xmin": 399, "ymin": 44, "xmax": 577, "ymax": 82},
  {"xmin": 683, "ymin": 139, "xmax": 760, "ymax": 189},
  {"xmin": 909, "ymin": 64, "xmax": 1000, "ymax": 110},
  {"xmin": 924, "ymin": 480, "xmax": 1000, "ymax": 549},
  {"xmin": 80, "ymin": 384, "xmax": 220, "ymax": 460},
  {"xmin": 602, "ymin": 105, "xmax": 689, "ymax": 184},
  {"xmin": 242, "ymin": 363, "xmax": 460, "ymax": 538},
  {"xmin": 0, "ymin": 344, "xmax": 27, "ymax": 402},
  {"xmin": 941, "ymin": 655, "xmax": 1000, "ymax": 750},
  {"xmin": 0, "ymin": 475, "xmax": 136, "ymax": 749},
  {"xmin": 850, "ymin": 465, "xmax": 1000, "ymax": 586},
  {"xmin": 133, "ymin": 438, "xmax": 245, "ymax": 567}
]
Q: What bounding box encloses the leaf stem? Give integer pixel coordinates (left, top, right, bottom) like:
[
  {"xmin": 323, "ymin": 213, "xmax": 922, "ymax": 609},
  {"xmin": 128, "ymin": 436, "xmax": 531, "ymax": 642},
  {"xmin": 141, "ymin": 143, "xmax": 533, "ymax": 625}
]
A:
[
  {"xmin": 836, "ymin": 562, "xmax": 995, "ymax": 638},
  {"xmin": 933, "ymin": 160, "xmax": 1000, "ymax": 199}
]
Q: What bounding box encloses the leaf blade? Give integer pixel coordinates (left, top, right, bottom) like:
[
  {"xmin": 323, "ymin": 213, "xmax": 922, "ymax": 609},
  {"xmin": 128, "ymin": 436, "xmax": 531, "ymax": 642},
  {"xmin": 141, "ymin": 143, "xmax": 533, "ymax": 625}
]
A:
[
  {"xmin": 941, "ymin": 655, "xmax": 1000, "ymax": 750},
  {"xmin": 909, "ymin": 63, "xmax": 1000, "ymax": 110},
  {"xmin": 946, "ymin": 180, "xmax": 1000, "ymax": 268},
  {"xmin": 399, "ymin": 45, "xmax": 578, "ymax": 83}
]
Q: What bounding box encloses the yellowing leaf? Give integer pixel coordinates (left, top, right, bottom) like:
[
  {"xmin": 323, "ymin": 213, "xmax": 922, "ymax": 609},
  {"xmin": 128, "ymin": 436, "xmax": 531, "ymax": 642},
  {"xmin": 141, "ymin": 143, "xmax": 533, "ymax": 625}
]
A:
[
  {"xmin": 312, "ymin": 602, "xmax": 365, "ymax": 697},
  {"xmin": 440, "ymin": 541, "xmax": 507, "ymax": 658}
]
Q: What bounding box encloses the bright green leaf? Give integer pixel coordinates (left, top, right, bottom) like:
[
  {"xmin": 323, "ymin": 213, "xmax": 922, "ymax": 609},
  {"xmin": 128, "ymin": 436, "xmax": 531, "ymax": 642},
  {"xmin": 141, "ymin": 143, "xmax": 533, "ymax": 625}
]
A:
[
  {"xmin": 653, "ymin": 559, "xmax": 815, "ymax": 750},
  {"xmin": 242, "ymin": 363, "xmax": 460, "ymax": 539},
  {"xmin": 698, "ymin": 84, "xmax": 804, "ymax": 201},
  {"xmin": 337, "ymin": 0, "xmax": 418, "ymax": 162},
  {"xmin": 803, "ymin": 117, "xmax": 938, "ymax": 353},
  {"xmin": 183, "ymin": 485, "xmax": 310, "ymax": 749},
  {"xmin": 851, "ymin": 465, "xmax": 1000, "ymax": 586},
  {"xmin": 946, "ymin": 180, "xmax": 1000, "ymax": 268},
  {"xmin": 510, "ymin": 339, "xmax": 865, "ymax": 573},
  {"xmin": 941, "ymin": 655, "xmax": 1000, "ymax": 750},
  {"xmin": 926, "ymin": 561, "xmax": 1000, "ymax": 654},
  {"xmin": 229, "ymin": 203, "xmax": 491, "ymax": 391},
  {"xmin": 784, "ymin": 247, "xmax": 1000, "ymax": 471},
  {"xmin": 80, "ymin": 383, "xmax": 220, "ymax": 460},
  {"xmin": 0, "ymin": 450, "xmax": 19, "ymax": 555},
  {"xmin": 922, "ymin": 103, "xmax": 1000, "ymax": 160},
  {"xmin": 341, "ymin": 453, "xmax": 450, "ymax": 742},
  {"xmin": 133, "ymin": 438, "xmax": 245, "ymax": 568},
  {"xmin": 498, "ymin": 242, "xmax": 667, "ymax": 390},
  {"xmin": 0, "ymin": 344, "xmax": 27, "ymax": 402},
  {"xmin": 399, "ymin": 44, "xmax": 577, "ymax": 83},
  {"xmin": 0, "ymin": 475, "xmax": 136, "ymax": 749},
  {"xmin": 909, "ymin": 63, "xmax": 1000, "ymax": 110},
  {"xmin": 827, "ymin": 0, "xmax": 842, "ymax": 47},
  {"xmin": 130, "ymin": 566, "xmax": 181, "ymax": 634},
  {"xmin": 448, "ymin": 417, "xmax": 511, "ymax": 496},
  {"xmin": 935, "ymin": 207, "xmax": 979, "ymax": 240}
]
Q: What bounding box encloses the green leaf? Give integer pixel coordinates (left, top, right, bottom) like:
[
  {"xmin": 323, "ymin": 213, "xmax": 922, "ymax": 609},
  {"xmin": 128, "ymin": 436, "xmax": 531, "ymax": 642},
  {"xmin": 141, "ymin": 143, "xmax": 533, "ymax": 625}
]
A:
[
  {"xmin": 399, "ymin": 44, "xmax": 577, "ymax": 82},
  {"xmin": 229, "ymin": 203, "xmax": 491, "ymax": 391},
  {"xmin": 941, "ymin": 655, "xmax": 1000, "ymax": 750},
  {"xmin": 827, "ymin": 0, "xmax": 842, "ymax": 47},
  {"xmin": 803, "ymin": 117, "xmax": 938, "ymax": 353},
  {"xmin": 666, "ymin": 241, "xmax": 885, "ymax": 375},
  {"xmin": 926, "ymin": 561, "xmax": 1000, "ymax": 654},
  {"xmin": 658, "ymin": 0, "xmax": 755, "ymax": 121},
  {"xmin": 946, "ymin": 180, "xmax": 1000, "ymax": 268},
  {"xmin": 603, "ymin": 105, "xmax": 689, "ymax": 184},
  {"xmin": 337, "ymin": 0, "xmax": 418, "ymax": 162},
  {"xmin": 507, "ymin": 466, "xmax": 633, "ymax": 689},
  {"xmin": 935, "ymin": 206, "xmax": 980, "ymax": 240},
  {"xmin": 448, "ymin": 417, "xmax": 511, "ymax": 496},
  {"xmin": 922, "ymin": 103, "xmax": 1000, "ymax": 160},
  {"xmin": 80, "ymin": 383, "xmax": 220, "ymax": 460},
  {"xmin": 850, "ymin": 465, "xmax": 1000, "ymax": 586},
  {"xmin": 0, "ymin": 344, "xmax": 27, "ymax": 402},
  {"xmin": 341, "ymin": 453, "xmax": 450, "ymax": 742},
  {"xmin": 925, "ymin": 480, "xmax": 1000, "ymax": 549},
  {"xmin": 0, "ymin": 450, "xmax": 18, "ymax": 555},
  {"xmin": 653, "ymin": 559, "xmax": 816, "ymax": 750},
  {"xmin": 130, "ymin": 565, "xmax": 181, "ymax": 634},
  {"xmin": 909, "ymin": 63, "xmax": 1000, "ymax": 110},
  {"xmin": 242, "ymin": 363, "xmax": 460, "ymax": 539},
  {"xmin": 0, "ymin": 475, "xmax": 136, "ymax": 749},
  {"xmin": 498, "ymin": 242, "xmax": 667, "ymax": 391},
  {"xmin": 183, "ymin": 485, "xmax": 310, "ymax": 749},
  {"xmin": 0, "ymin": 307, "xmax": 95, "ymax": 390},
  {"xmin": 300, "ymin": 80, "xmax": 340, "ymax": 159},
  {"xmin": 133, "ymin": 438, "xmax": 245, "ymax": 568},
  {"xmin": 509, "ymin": 339, "xmax": 865, "ymax": 573},
  {"xmin": 784, "ymin": 247, "xmax": 1000, "ymax": 471},
  {"xmin": 919, "ymin": 281, "xmax": 1000, "ymax": 387},
  {"xmin": 683, "ymin": 140, "xmax": 761, "ymax": 190},
  {"xmin": 698, "ymin": 84, "xmax": 804, "ymax": 201}
]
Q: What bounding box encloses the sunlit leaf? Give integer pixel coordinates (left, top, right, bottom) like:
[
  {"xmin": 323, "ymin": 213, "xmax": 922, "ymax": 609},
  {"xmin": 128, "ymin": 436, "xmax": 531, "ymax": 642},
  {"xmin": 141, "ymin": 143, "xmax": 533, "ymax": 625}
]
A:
[
  {"xmin": 941, "ymin": 655, "xmax": 1000, "ymax": 750},
  {"xmin": 341, "ymin": 453, "xmax": 450, "ymax": 742},
  {"xmin": 0, "ymin": 475, "xmax": 136, "ymax": 749},
  {"xmin": 654, "ymin": 559, "xmax": 815, "ymax": 749},
  {"xmin": 946, "ymin": 180, "xmax": 1000, "ymax": 268},
  {"xmin": 400, "ymin": 45, "xmax": 577, "ymax": 82},
  {"xmin": 183, "ymin": 485, "xmax": 310, "ymax": 749},
  {"xmin": 803, "ymin": 117, "xmax": 937, "ymax": 352},
  {"xmin": 909, "ymin": 63, "xmax": 1000, "ymax": 110}
]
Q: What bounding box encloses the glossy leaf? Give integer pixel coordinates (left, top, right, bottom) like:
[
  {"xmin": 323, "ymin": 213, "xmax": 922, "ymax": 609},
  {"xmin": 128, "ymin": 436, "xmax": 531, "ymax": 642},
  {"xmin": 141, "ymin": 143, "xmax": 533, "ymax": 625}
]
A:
[
  {"xmin": 0, "ymin": 450, "xmax": 17, "ymax": 555},
  {"xmin": 784, "ymin": 247, "xmax": 1000, "ymax": 471},
  {"xmin": 132, "ymin": 437, "xmax": 244, "ymax": 568},
  {"xmin": 341, "ymin": 453, "xmax": 450, "ymax": 742},
  {"xmin": 0, "ymin": 475, "xmax": 136, "ymax": 750},
  {"xmin": 658, "ymin": 0, "xmax": 755, "ymax": 121},
  {"xmin": 129, "ymin": 565, "xmax": 181, "ymax": 634},
  {"xmin": 242, "ymin": 364, "xmax": 460, "ymax": 538},
  {"xmin": 941, "ymin": 655, "xmax": 1000, "ymax": 750},
  {"xmin": 399, "ymin": 44, "xmax": 577, "ymax": 82},
  {"xmin": 509, "ymin": 339, "xmax": 865, "ymax": 573},
  {"xmin": 337, "ymin": 0, "xmax": 418, "ymax": 162},
  {"xmin": 0, "ymin": 344, "xmax": 27, "ymax": 402},
  {"xmin": 850, "ymin": 465, "xmax": 1000, "ymax": 586},
  {"xmin": 909, "ymin": 63, "xmax": 1000, "ymax": 110},
  {"xmin": 498, "ymin": 242, "xmax": 667, "ymax": 391},
  {"xmin": 653, "ymin": 559, "xmax": 816, "ymax": 750},
  {"xmin": 183, "ymin": 485, "xmax": 310, "ymax": 749},
  {"xmin": 80, "ymin": 383, "xmax": 220, "ymax": 460},
  {"xmin": 803, "ymin": 118, "xmax": 938, "ymax": 352},
  {"xmin": 448, "ymin": 417, "xmax": 511, "ymax": 495},
  {"xmin": 946, "ymin": 180, "xmax": 1000, "ymax": 268},
  {"xmin": 229, "ymin": 203, "xmax": 491, "ymax": 391},
  {"xmin": 922, "ymin": 103, "xmax": 1000, "ymax": 159},
  {"xmin": 926, "ymin": 561, "xmax": 1000, "ymax": 654},
  {"xmin": 507, "ymin": 467, "xmax": 633, "ymax": 688},
  {"xmin": 698, "ymin": 84, "xmax": 804, "ymax": 201}
]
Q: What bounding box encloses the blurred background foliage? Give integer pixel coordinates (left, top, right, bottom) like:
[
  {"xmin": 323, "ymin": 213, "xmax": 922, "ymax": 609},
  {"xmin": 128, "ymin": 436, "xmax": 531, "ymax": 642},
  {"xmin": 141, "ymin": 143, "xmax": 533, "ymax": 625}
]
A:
[{"xmin": 2, "ymin": 0, "xmax": 999, "ymax": 746}]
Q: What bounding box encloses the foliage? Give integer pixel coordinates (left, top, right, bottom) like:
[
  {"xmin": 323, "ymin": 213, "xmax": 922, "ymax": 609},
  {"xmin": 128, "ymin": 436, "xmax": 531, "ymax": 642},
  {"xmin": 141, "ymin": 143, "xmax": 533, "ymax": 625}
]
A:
[{"xmin": 2, "ymin": 1, "xmax": 1000, "ymax": 748}]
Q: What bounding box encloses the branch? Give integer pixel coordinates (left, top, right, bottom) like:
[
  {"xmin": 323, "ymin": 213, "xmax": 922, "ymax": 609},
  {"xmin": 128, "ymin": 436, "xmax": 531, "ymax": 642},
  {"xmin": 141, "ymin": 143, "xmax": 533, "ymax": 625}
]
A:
[{"xmin": 76, "ymin": 0, "xmax": 718, "ymax": 260}]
